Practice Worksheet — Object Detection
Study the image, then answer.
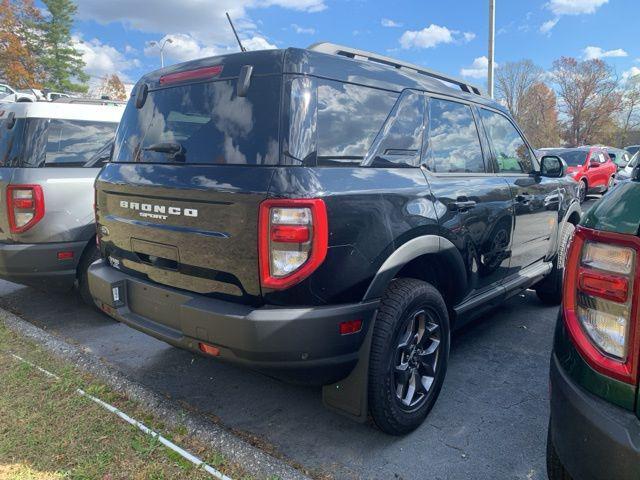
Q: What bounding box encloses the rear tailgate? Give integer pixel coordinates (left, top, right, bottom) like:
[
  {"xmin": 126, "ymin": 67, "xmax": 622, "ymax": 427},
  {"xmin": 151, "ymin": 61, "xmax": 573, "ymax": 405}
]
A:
[{"xmin": 97, "ymin": 165, "xmax": 275, "ymax": 302}]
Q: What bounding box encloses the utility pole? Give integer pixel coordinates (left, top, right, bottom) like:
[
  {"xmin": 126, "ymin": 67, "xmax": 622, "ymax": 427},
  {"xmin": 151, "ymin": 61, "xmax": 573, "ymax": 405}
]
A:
[{"xmin": 488, "ymin": 0, "xmax": 496, "ymax": 98}]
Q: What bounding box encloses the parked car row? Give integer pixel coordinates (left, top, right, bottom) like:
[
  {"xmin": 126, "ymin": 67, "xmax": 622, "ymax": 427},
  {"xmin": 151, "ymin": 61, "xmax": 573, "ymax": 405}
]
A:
[
  {"xmin": 0, "ymin": 43, "xmax": 637, "ymax": 479},
  {"xmin": 0, "ymin": 83, "xmax": 72, "ymax": 103}
]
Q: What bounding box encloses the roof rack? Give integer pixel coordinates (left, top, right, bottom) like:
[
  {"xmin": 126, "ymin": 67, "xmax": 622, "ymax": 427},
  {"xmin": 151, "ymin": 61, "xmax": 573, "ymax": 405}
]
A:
[{"xmin": 308, "ymin": 42, "xmax": 483, "ymax": 96}]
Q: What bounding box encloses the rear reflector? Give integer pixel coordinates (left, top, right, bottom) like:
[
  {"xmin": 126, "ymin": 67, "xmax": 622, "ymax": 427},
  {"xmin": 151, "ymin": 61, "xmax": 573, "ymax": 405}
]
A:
[
  {"xmin": 57, "ymin": 251, "xmax": 74, "ymax": 260},
  {"xmin": 198, "ymin": 343, "xmax": 220, "ymax": 356},
  {"xmin": 270, "ymin": 225, "xmax": 310, "ymax": 243},
  {"xmin": 160, "ymin": 65, "xmax": 223, "ymax": 85},
  {"xmin": 339, "ymin": 319, "xmax": 363, "ymax": 335}
]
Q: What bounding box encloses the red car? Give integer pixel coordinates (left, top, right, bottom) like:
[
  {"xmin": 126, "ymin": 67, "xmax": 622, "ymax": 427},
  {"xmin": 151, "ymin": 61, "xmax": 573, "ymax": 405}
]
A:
[{"xmin": 544, "ymin": 146, "xmax": 617, "ymax": 203}]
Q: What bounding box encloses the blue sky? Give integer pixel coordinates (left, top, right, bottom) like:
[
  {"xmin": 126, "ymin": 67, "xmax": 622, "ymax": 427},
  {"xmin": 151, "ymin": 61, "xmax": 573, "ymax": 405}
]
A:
[{"xmin": 63, "ymin": 0, "xmax": 639, "ymax": 91}]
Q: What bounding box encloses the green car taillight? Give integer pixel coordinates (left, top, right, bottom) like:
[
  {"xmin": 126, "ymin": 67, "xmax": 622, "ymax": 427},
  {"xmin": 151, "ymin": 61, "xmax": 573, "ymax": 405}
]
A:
[{"xmin": 563, "ymin": 226, "xmax": 640, "ymax": 385}]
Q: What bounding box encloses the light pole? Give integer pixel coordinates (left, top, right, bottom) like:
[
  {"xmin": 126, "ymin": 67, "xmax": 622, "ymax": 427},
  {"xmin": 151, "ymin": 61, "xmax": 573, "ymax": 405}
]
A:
[
  {"xmin": 150, "ymin": 38, "xmax": 173, "ymax": 68},
  {"xmin": 488, "ymin": 0, "xmax": 496, "ymax": 98}
]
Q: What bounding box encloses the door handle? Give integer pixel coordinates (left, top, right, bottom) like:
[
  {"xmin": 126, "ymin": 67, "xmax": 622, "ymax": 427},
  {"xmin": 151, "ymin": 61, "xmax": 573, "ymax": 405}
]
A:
[{"xmin": 451, "ymin": 200, "xmax": 476, "ymax": 211}]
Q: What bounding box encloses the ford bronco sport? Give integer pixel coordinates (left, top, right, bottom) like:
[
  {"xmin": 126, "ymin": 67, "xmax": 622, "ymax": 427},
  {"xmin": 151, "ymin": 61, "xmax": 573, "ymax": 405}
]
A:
[
  {"xmin": 88, "ymin": 44, "xmax": 581, "ymax": 435},
  {"xmin": 0, "ymin": 101, "xmax": 124, "ymax": 303}
]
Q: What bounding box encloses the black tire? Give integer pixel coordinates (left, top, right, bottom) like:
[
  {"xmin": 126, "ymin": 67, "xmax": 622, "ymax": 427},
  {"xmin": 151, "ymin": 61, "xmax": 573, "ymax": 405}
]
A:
[
  {"xmin": 547, "ymin": 424, "xmax": 572, "ymax": 480},
  {"xmin": 77, "ymin": 242, "xmax": 100, "ymax": 307},
  {"xmin": 368, "ymin": 278, "xmax": 450, "ymax": 435},
  {"xmin": 577, "ymin": 179, "xmax": 587, "ymax": 203},
  {"xmin": 535, "ymin": 222, "xmax": 575, "ymax": 305}
]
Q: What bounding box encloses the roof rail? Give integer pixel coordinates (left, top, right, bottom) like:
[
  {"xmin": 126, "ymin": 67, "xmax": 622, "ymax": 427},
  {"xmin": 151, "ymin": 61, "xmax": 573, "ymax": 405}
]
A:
[
  {"xmin": 52, "ymin": 97, "xmax": 126, "ymax": 105},
  {"xmin": 307, "ymin": 42, "xmax": 483, "ymax": 96}
]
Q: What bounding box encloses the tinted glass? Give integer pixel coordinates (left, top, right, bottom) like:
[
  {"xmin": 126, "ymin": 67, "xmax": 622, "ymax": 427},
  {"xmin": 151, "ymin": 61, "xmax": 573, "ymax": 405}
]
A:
[
  {"xmin": 41, "ymin": 120, "xmax": 117, "ymax": 167},
  {"xmin": 368, "ymin": 91, "xmax": 425, "ymax": 167},
  {"xmin": 113, "ymin": 76, "xmax": 281, "ymax": 165},
  {"xmin": 480, "ymin": 109, "xmax": 534, "ymax": 173},
  {"xmin": 316, "ymin": 79, "xmax": 397, "ymax": 163},
  {"xmin": 0, "ymin": 118, "xmax": 25, "ymax": 167},
  {"xmin": 85, "ymin": 141, "xmax": 113, "ymax": 168},
  {"xmin": 546, "ymin": 149, "xmax": 587, "ymax": 167},
  {"xmin": 424, "ymin": 98, "xmax": 485, "ymax": 173}
]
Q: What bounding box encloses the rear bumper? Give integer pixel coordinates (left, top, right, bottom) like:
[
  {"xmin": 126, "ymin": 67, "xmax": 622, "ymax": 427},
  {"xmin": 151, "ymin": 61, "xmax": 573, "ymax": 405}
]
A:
[
  {"xmin": 0, "ymin": 240, "xmax": 86, "ymax": 290},
  {"xmin": 88, "ymin": 261, "xmax": 379, "ymax": 384},
  {"xmin": 549, "ymin": 354, "xmax": 640, "ymax": 480}
]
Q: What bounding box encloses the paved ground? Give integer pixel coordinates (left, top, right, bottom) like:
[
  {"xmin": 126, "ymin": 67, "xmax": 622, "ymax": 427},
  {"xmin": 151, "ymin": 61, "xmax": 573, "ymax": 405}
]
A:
[{"xmin": 0, "ymin": 197, "xmax": 599, "ymax": 480}]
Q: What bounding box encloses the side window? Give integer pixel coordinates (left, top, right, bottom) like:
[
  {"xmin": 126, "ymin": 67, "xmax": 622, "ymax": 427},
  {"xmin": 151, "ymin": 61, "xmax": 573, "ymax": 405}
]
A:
[
  {"xmin": 598, "ymin": 153, "xmax": 606, "ymax": 163},
  {"xmin": 316, "ymin": 79, "xmax": 398, "ymax": 164},
  {"xmin": 368, "ymin": 90, "xmax": 425, "ymax": 167},
  {"xmin": 479, "ymin": 109, "xmax": 534, "ymax": 174},
  {"xmin": 424, "ymin": 98, "xmax": 485, "ymax": 173}
]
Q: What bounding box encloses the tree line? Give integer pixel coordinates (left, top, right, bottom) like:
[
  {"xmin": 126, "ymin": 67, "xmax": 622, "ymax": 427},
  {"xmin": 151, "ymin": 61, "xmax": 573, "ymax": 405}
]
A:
[
  {"xmin": 496, "ymin": 57, "xmax": 640, "ymax": 149},
  {"xmin": 0, "ymin": 0, "xmax": 126, "ymax": 99}
]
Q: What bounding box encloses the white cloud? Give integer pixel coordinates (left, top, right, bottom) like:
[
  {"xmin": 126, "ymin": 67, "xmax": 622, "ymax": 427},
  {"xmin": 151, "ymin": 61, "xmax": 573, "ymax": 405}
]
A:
[
  {"xmin": 143, "ymin": 33, "xmax": 275, "ymax": 64},
  {"xmin": 291, "ymin": 23, "xmax": 315, "ymax": 34},
  {"xmin": 399, "ymin": 24, "xmax": 475, "ymax": 49},
  {"xmin": 76, "ymin": 0, "xmax": 322, "ymax": 55},
  {"xmin": 582, "ymin": 46, "xmax": 628, "ymax": 60},
  {"xmin": 547, "ymin": 0, "xmax": 608, "ymax": 15},
  {"xmin": 622, "ymin": 67, "xmax": 640, "ymax": 83},
  {"xmin": 73, "ymin": 36, "xmax": 139, "ymax": 81},
  {"xmin": 540, "ymin": 17, "xmax": 559, "ymax": 34},
  {"xmin": 460, "ymin": 56, "xmax": 495, "ymax": 79},
  {"xmin": 381, "ymin": 18, "xmax": 402, "ymax": 28}
]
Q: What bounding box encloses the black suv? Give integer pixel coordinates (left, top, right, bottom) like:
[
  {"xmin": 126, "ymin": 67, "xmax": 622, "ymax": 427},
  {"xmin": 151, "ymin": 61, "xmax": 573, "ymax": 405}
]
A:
[{"xmin": 88, "ymin": 43, "xmax": 581, "ymax": 435}]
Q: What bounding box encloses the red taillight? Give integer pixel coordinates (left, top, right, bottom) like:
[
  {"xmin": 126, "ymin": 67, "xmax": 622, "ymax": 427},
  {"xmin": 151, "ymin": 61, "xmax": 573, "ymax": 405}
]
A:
[
  {"xmin": 159, "ymin": 65, "xmax": 223, "ymax": 85},
  {"xmin": 258, "ymin": 199, "xmax": 328, "ymax": 290},
  {"xmin": 578, "ymin": 267, "xmax": 629, "ymax": 303},
  {"xmin": 563, "ymin": 226, "xmax": 640, "ymax": 384},
  {"xmin": 198, "ymin": 342, "xmax": 220, "ymax": 356},
  {"xmin": 57, "ymin": 251, "xmax": 74, "ymax": 260},
  {"xmin": 7, "ymin": 185, "xmax": 45, "ymax": 234}
]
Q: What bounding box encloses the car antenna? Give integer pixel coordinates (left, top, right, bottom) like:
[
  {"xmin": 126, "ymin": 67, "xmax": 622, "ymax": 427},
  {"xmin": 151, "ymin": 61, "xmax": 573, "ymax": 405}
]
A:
[{"xmin": 226, "ymin": 12, "xmax": 246, "ymax": 52}]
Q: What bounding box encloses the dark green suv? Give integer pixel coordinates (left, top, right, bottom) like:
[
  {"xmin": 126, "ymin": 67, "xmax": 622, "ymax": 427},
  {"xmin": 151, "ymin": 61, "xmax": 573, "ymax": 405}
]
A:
[{"xmin": 547, "ymin": 168, "xmax": 640, "ymax": 479}]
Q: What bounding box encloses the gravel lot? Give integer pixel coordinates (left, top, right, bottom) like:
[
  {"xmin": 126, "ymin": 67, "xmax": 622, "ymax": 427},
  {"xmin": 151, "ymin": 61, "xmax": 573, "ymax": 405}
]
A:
[{"xmin": 0, "ymin": 197, "xmax": 598, "ymax": 480}]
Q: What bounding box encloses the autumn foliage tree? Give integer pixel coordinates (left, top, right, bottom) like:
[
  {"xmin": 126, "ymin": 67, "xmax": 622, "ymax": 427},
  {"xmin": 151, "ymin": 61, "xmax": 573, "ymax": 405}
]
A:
[
  {"xmin": 552, "ymin": 57, "xmax": 621, "ymax": 147},
  {"xmin": 98, "ymin": 74, "xmax": 127, "ymax": 100},
  {"xmin": 0, "ymin": 0, "xmax": 43, "ymax": 88},
  {"xmin": 519, "ymin": 82, "xmax": 561, "ymax": 148}
]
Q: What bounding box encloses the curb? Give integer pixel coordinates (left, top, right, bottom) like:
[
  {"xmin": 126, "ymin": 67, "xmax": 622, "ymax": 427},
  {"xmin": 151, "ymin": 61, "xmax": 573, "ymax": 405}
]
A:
[{"xmin": 1, "ymin": 308, "xmax": 312, "ymax": 480}]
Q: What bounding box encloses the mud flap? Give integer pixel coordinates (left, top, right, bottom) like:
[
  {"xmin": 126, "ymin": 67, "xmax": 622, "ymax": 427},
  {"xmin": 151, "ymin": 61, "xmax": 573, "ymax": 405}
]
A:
[{"xmin": 321, "ymin": 318, "xmax": 375, "ymax": 422}]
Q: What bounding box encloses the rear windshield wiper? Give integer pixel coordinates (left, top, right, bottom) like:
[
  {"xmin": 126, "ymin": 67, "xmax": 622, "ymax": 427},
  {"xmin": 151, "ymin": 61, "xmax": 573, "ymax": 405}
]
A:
[{"xmin": 142, "ymin": 142, "xmax": 185, "ymax": 161}]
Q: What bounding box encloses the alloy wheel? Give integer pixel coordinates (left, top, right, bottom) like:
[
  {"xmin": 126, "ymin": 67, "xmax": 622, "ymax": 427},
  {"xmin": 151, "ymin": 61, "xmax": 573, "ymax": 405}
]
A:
[{"xmin": 393, "ymin": 308, "xmax": 441, "ymax": 411}]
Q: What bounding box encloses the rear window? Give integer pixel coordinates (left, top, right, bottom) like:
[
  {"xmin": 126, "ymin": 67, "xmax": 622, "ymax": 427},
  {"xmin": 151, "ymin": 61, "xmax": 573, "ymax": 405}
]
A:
[
  {"xmin": 549, "ymin": 150, "xmax": 587, "ymax": 167},
  {"xmin": 113, "ymin": 76, "xmax": 281, "ymax": 165}
]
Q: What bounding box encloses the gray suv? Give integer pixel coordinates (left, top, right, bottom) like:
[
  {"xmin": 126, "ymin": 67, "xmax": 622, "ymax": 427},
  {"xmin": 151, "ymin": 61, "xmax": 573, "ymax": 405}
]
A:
[{"xmin": 0, "ymin": 101, "xmax": 124, "ymax": 302}]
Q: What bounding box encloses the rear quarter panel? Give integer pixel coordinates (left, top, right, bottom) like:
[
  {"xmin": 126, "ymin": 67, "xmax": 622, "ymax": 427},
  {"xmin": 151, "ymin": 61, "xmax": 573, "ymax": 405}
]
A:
[{"xmin": 8, "ymin": 167, "xmax": 98, "ymax": 244}]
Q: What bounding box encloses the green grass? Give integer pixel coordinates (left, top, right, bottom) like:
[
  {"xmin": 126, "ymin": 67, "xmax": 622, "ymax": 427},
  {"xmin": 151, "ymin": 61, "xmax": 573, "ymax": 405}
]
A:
[{"xmin": 0, "ymin": 321, "xmax": 252, "ymax": 480}]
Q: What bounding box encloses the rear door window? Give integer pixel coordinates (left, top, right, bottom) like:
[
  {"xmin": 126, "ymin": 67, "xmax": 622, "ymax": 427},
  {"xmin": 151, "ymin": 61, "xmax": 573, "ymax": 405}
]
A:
[
  {"xmin": 316, "ymin": 79, "xmax": 397, "ymax": 164},
  {"xmin": 423, "ymin": 98, "xmax": 485, "ymax": 174},
  {"xmin": 113, "ymin": 76, "xmax": 281, "ymax": 165},
  {"xmin": 479, "ymin": 109, "xmax": 535, "ymax": 174}
]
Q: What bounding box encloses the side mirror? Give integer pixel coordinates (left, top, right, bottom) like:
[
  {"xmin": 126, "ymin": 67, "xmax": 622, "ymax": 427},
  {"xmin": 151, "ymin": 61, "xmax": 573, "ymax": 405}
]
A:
[{"xmin": 540, "ymin": 155, "xmax": 565, "ymax": 178}]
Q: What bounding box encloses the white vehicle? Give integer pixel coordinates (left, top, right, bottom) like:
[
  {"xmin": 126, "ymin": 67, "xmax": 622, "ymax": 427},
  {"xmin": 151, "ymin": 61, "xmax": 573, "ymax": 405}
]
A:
[
  {"xmin": 616, "ymin": 151, "xmax": 639, "ymax": 183},
  {"xmin": 0, "ymin": 84, "xmax": 18, "ymax": 103}
]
